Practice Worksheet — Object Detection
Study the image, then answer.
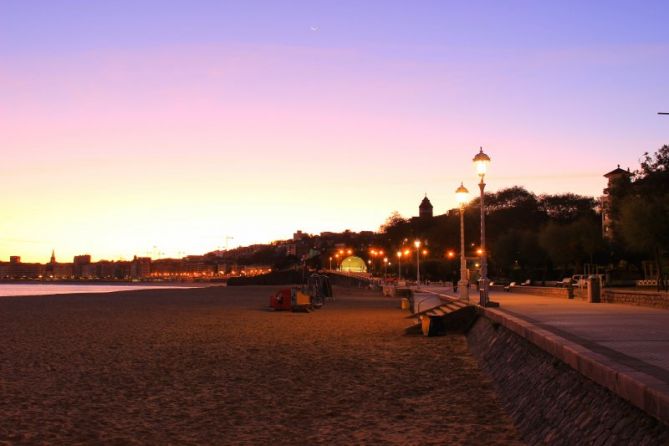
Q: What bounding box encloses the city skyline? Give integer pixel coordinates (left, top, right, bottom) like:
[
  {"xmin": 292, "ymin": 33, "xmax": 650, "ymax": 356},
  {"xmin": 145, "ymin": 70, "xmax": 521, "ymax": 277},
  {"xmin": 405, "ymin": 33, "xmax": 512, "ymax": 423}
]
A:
[{"xmin": 2, "ymin": 1, "xmax": 668, "ymax": 262}]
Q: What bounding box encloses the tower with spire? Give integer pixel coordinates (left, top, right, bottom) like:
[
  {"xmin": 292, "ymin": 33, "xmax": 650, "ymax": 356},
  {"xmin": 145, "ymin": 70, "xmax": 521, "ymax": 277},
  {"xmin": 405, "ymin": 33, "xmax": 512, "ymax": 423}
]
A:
[
  {"xmin": 419, "ymin": 194, "xmax": 433, "ymax": 218},
  {"xmin": 45, "ymin": 249, "xmax": 57, "ymax": 277}
]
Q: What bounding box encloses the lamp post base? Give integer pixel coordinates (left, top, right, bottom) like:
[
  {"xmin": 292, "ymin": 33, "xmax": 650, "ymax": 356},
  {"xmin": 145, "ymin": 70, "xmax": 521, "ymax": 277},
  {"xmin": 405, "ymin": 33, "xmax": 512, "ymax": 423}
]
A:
[{"xmin": 458, "ymin": 279, "xmax": 469, "ymax": 302}]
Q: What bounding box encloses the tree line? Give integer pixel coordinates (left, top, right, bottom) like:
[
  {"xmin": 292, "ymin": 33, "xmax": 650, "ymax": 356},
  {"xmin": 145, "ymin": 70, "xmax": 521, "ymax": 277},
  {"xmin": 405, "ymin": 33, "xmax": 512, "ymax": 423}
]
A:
[{"xmin": 380, "ymin": 145, "xmax": 668, "ymax": 289}]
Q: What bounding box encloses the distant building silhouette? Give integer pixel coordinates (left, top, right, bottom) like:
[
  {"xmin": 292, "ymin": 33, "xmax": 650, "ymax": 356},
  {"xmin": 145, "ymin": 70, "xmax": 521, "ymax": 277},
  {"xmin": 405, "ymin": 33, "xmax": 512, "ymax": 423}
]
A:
[
  {"xmin": 419, "ymin": 194, "xmax": 433, "ymax": 218},
  {"xmin": 73, "ymin": 255, "xmax": 92, "ymax": 278},
  {"xmin": 601, "ymin": 165, "xmax": 632, "ymax": 241},
  {"xmin": 3, "ymin": 256, "xmax": 45, "ymax": 279},
  {"xmin": 131, "ymin": 256, "xmax": 151, "ymax": 279}
]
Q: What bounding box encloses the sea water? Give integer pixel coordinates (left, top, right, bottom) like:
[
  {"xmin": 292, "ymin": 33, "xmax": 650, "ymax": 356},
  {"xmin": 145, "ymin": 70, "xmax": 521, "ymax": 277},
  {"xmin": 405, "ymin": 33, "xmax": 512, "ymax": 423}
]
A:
[{"xmin": 0, "ymin": 283, "xmax": 197, "ymax": 297}]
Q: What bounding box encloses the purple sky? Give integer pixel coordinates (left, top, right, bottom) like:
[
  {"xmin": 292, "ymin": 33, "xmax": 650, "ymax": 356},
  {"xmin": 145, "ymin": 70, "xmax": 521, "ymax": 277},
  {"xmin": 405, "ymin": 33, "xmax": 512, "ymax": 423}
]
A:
[{"xmin": 1, "ymin": 1, "xmax": 668, "ymax": 262}]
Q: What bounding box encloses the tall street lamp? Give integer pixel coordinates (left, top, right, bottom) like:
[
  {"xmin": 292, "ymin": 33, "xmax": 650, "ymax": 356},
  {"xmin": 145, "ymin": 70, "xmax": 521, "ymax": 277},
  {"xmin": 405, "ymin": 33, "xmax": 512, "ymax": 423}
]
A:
[
  {"xmin": 396, "ymin": 251, "xmax": 402, "ymax": 280},
  {"xmin": 414, "ymin": 239, "xmax": 422, "ymax": 287},
  {"xmin": 455, "ymin": 182, "xmax": 470, "ymax": 302},
  {"xmin": 473, "ymin": 147, "xmax": 491, "ymax": 306}
]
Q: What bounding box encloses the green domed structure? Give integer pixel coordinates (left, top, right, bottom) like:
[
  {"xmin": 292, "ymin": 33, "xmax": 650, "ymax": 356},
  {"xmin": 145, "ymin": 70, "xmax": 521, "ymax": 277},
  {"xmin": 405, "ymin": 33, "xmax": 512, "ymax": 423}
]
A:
[{"xmin": 340, "ymin": 256, "xmax": 367, "ymax": 273}]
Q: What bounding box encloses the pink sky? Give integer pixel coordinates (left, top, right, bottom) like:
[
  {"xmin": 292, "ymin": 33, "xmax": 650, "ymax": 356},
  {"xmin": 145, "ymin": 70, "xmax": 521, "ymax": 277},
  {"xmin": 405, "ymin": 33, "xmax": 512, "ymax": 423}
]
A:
[{"xmin": 2, "ymin": 3, "xmax": 667, "ymax": 262}]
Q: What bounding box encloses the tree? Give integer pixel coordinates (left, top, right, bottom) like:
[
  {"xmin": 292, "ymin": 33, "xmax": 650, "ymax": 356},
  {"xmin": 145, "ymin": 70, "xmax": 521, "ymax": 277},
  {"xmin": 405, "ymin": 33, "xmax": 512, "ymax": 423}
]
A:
[
  {"xmin": 636, "ymin": 145, "xmax": 669, "ymax": 195},
  {"xmin": 619, "ymin": 195, "xmax": 669, "ymax": 290},
  {"xmin": 538, "ymin": 194, "xmax": 597, "ymax": 223},
  {"xmin": 618, "ymin": 145, "xmax": 669, "ymax": 291},
  {"xmin": 473, "ymin": 186, "xmax": 538, "ymax": 213},
  {"xmin": 539, "ymin": 222, "xmax": 578, "ymax": 275},
  {"xmin": 379, "ymin": 211, "xmax": 410, "ymax": 246},
  {"xmin": 620, "ymin": 144, "xmax": 669, "ymax": 288}
]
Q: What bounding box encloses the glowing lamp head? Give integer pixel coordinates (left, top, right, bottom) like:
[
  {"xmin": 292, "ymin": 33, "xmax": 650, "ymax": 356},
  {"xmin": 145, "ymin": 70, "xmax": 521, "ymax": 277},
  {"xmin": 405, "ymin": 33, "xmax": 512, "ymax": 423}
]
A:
[
  {"xmin": 455, "ymin": 182, "xmax": 469, "ymax": 205},
  {"xmin": 414, "ymin": 240, "xmax": 421, "ymax": 248},
  {"xmin": 473, "ymin": 147, "xmax": 491, "ymax": 176},
  {"xmin": 447, "ymin": 250, "xmax": 455, "ymax": 258},
  {"xmin": 396, "ymin": 251, "xmax": 402, "ymax": 258}
]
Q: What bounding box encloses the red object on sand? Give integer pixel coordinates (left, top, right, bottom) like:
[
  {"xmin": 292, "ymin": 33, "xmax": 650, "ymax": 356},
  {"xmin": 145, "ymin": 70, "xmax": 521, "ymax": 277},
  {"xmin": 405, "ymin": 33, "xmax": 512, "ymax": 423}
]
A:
[{"xmin": 270, "ymin": 289, "xmax": 292, "ymax": 310}]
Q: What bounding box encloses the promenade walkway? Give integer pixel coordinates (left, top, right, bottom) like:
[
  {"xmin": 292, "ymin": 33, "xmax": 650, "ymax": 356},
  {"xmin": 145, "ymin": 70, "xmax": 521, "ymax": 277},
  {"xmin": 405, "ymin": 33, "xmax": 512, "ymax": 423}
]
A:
[
  {"xmin": 490, "ymin": 290, "xmax": 669, "ymax": 378},
  {"xmin": 424, "ymin": 285, "xmax": 669, "ymax": 424}
]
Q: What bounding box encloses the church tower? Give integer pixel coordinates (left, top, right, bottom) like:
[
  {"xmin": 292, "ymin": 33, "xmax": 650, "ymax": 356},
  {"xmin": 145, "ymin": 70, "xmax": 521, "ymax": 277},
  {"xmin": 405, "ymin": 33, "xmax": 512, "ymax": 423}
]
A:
[
  {"xmin": 46, "ymin": 249, "xmax": 57, "ymax": 277},
  {"xmin": 419, "ymin": 194, "xmax": 433, "ymax": 218}
]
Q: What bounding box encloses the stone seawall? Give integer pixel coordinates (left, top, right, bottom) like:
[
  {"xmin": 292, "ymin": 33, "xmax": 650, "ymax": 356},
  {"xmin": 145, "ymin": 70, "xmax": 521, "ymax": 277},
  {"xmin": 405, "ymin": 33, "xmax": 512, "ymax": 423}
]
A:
[
  {"xmin": 326, "ymin": 273, "xmax": 371, "ymax": 288},
  {"xmin": 602, "ymin": 290, "xmax": 669, "ymax": 310},
  {"xmin": 467, "ymin": 316, "xmax": 669, "ymax": 445}
]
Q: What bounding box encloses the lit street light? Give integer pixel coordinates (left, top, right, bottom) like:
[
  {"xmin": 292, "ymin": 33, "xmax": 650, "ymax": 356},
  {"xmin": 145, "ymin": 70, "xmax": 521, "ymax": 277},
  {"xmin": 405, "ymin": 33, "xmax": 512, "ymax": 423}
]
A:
[
  {"xmin": 473, "ymin": 147, "xmax": 492, "ymax": 306},
  {"xmin": 455, "ymin": 182, "xmax": 470, "ymax": 302},
  {"xmin": 329, "ymin": 256, "xmax": 332, "ymax": 270},
  {"xmin": 396, "ymin": 251, "xmax": 402, "ymax": 280},
  {"xmin": 414, "ymin": 239, "xmax": 422, "ymax": 288}
]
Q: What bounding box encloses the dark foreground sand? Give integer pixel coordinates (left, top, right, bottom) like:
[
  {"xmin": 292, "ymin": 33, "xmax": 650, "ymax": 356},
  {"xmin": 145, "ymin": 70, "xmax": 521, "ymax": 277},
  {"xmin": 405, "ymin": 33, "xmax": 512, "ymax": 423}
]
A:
[{"xmin": 0, "ymin": 286, "xmax": 522, "ymax": 445}]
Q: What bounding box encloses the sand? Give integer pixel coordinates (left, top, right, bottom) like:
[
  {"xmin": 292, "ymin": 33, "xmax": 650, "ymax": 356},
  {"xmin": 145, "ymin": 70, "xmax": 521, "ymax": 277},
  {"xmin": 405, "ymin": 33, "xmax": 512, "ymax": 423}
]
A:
[{"xmin": 0, "ymin": 285, "xmax": 522, "ymax": 445}]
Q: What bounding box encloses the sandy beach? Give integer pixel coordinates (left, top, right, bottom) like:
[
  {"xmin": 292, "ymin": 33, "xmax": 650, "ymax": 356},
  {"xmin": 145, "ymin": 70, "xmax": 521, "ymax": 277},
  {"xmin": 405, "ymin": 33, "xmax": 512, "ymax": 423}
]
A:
[{"xmin": 0, "ymin": 285, "xmax": 521, "ymax": 445}]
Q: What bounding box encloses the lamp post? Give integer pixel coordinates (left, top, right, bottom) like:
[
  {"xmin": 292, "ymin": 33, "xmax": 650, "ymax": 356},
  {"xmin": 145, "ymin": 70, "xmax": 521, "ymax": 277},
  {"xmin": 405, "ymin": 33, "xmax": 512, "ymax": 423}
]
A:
[
  {"xmin": 378, "ymin": 250, "xmax": 384, "ymax": 274},
  {"xmin": 473, "ymin": 147, "xmax": 491, "ymax": 306},
  {"xmin": 414, "ymin": 239, "xmax": 422, "ymax": 288},
  {"xmin": 396, "ymin": 251, "xmax": 402, "ymax": 280},
  {"xmin": 455, "ymin": 182, "xmax": 470, "ymax": 302},
  {"xmin": 383, "ymin": 257, "xmax": 388, "ymax": 278}
]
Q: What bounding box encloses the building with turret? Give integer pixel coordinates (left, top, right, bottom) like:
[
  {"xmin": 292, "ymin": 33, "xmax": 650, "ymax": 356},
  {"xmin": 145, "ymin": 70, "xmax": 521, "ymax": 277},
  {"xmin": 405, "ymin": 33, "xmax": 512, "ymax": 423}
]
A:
[
  {"xmin": 601, "ymin": 165, "xmax": 632, "ymax": 241},
  {"xmin": 419, "ymin": 195, "xmax": 433, "ymax": 218}
]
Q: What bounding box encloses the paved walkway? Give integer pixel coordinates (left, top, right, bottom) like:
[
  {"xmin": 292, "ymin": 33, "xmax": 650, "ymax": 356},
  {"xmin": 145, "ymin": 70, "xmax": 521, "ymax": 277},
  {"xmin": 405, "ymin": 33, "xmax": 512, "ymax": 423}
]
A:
[
  {"xmin": 489, "ymin": 290, "xmax": 669, "ymax": 381},
  {"xmin": 423, "ymin": 285, "xmax": 669, "ymax": 423},
  {"xmin": 426, "ymin": 286, "xmax": 669, "ymax": 379}
]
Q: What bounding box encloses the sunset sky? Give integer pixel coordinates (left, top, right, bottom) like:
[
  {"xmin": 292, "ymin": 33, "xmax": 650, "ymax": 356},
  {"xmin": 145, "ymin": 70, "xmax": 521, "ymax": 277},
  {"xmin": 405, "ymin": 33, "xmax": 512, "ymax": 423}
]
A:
[{"xmin": 2, "ymin": 1, "xmax": 668, "ymax": 262}]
